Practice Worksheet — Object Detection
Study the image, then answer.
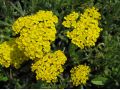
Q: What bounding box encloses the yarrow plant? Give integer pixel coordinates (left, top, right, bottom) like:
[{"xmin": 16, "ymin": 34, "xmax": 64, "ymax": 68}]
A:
[
  {"xmin": 0, "ymin": 39, "xmax": 28, "ymax": 69},
  {"xmin": 31, "ymin": 50, "xmax": 67, "ymax": 83},
  {"xmin": 0, "ymin": 6, "xmax": 102, "ymax": 87},
  {"xmin": 12, "ymin": 10, "xmax": 58, "ymax": 59},
  {"xmin": 1, "ymin": 0, "xmax": 119, "ymax": 88},
  {"xmin": 11, "ymin": 10, "xmax": 68, "ymax": 82},
  {"xmin": 70, "ymin": 65, "xmax": 91, "ymax": 86},
  {"xmin": 63, "ymin": 7, "xmax": 103, "ymax": 49}
]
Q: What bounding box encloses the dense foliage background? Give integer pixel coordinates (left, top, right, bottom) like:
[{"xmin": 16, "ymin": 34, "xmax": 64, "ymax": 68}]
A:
[{"xmin": 0, "ymin": 0, "xmax": 120, "ymax": 89}]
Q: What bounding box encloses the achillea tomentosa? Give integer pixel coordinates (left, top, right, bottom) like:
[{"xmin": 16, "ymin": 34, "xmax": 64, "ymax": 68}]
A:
[
  {"xmin": 31, "ymin": 50, "xmax": 67, "ymax": 83},
  {"xmin": 0, "ymin": 39, "xmax": 28, "ymax": 69},
  {"xmin": 70, "ymin": 65, "xmax": 91, "ymax": 86},
  {"xmin": 63, "ymin": 7, "xmax": 103, "ymax": 49},
  {"xmin": 12, "ymin": 10, "xmax": 58, "ymax": 59}
]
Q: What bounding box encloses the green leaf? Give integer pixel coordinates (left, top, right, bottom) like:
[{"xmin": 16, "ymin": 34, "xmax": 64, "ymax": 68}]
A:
[
  {"xmin": 0, "ymin": 76, "xmax": 8, "ymax": 81},
  {"xmin": 0, "ymin": 20, "xmax": 11, "ymax": 26},
  {"xmin": 91, "ymin": 76, "xmax": 108, "ymax": 85},
  {"xmin": 10, "ymin": 2, "xmax": 25, "ymax": 16}
]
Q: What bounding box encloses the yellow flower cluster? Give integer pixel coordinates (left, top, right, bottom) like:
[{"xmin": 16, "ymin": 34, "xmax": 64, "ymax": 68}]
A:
[
  {"xmin": 63, "ymin": 7, "xmax": 102, "ymax": 49},
  {"xmin": 31, "ymin": 50, "xmax": 67, "ymax": 83},
  {"xmin": 12, "ymin": 10, "xmax": 58, "ymax": 59},
  {"xmin": 0, "ymin": 39, "xmax": 28, "ymax": 69},
  {"xmin": 11, "ymin": 10, "xmax": 67, "ymax": 83},
  {"xmin": 62, "ymin": 12, "xmax": 79, "ymax": 28},
  {"xmin": 70, "ymin": 65, "xmax": 91, "ymax": 86}
]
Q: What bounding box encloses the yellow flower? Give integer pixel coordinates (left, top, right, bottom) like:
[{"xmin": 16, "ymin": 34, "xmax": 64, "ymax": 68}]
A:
[
  {"xmin": 31, "ymin": 50, "xmax": 67, "ymax": 83},
  {"xmin": 0, "ymin": 39, "xmax": 28, "ymax": 68},
  {"xmin": 70, "ymin": 65, "xmax": 91, "ymax": 86},
  {"xmin": 62, "ymin": 12, "xmax": 79, "ymax": 28},
  {"xmin": 63, "ymin": 7, "xmax": 102, "ymax": 49},
  {"xmin": 12, "ymin": 10, "xmax": 58, "ymax": 59}
]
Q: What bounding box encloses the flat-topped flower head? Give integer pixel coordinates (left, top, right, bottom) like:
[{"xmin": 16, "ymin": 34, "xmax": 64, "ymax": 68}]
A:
[
  {"xmin": 63, "ymin": 7, "xmax": 102, "ymax": 49},
  {"xmin": 12, "ymin": 10, "xmax": 58, "ymax": 59},
  {"xmin": 62, "ymin": 12, "xmax": 79, "ymax": 28},
  {"xmin": 70, "ymin": 65, "xmax": 91, "ymax": 86},
  {"xmin": 31, "ymin": 50, "xmax": 67, "ymax": 83},
  {"xmin": 0, "ymin": 39, "xmax": 28, "ymax": 68}
]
